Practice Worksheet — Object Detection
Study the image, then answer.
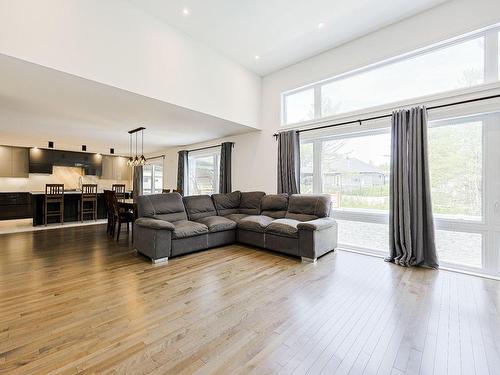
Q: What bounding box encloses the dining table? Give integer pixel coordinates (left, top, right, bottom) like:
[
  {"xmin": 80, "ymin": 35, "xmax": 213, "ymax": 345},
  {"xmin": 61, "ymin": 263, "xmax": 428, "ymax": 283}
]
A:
[{"xmin": 118, "ymin": 199, "xmax": 137, "ymax": 219}]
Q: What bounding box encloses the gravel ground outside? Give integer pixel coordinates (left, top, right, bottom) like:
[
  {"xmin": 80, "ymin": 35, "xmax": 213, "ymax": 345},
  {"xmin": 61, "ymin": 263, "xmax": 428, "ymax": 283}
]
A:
[{"xmin": 337, "ymin": 219, "xmax": 482, "ymax": 268}]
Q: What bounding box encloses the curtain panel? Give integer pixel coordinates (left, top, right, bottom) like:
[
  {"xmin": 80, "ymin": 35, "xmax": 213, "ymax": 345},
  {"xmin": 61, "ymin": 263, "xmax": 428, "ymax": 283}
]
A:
[
  {"xmin": 132, "ymin": 165, "xmax": 143, "ymax": 202},
  {"xmin": 386, "ymin": 106, "xmax": 438, "ymax": 268},
  {"xmin": 177, "ymin": 150, "xmax": 189, "ymax": 196},
  {"xmin": 277, "ymin": 130, "xmax": 300, "ymax": 195},
  {"xmin": 219, "ymin": 142, "xmax": 234, "ymax": 193}
]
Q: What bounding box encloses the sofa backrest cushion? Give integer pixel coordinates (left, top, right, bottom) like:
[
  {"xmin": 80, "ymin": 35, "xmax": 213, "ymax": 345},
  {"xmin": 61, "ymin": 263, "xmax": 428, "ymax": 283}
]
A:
[
  {"xmin": 212, "ymin": 191, "xmax": 241, "ymax": 216},
  {"xmin": 239, "ymin": 191, "xmax": 266, "ymax": 215},
  {"xmin": 285, "ymin": 194, "xmax": 331, "ymax": 222},
  {"xmin": 261, "ymin": 193, "xmax": 288, "ymax": 219},
  {"xmin": 137, "ymin": 193, "xmax": 187, "ymax": 222},
  {"xmin": 183, "ymin": 195, "xmax": 217, "ymax": 220}
]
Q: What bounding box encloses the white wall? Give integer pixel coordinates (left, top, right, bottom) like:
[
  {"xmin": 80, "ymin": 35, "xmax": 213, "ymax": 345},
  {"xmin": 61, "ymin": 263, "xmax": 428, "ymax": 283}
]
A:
[
  {"xmin": 159, "ymin": 130, "xmax": 271, "ymax": 192},
  {"xmin": 0, "ymin": 0, "xmax": 261, "ymax": 128},
  {"xmin": 163, "ymin": 0, "xmax": 500, "ymax": 193}
]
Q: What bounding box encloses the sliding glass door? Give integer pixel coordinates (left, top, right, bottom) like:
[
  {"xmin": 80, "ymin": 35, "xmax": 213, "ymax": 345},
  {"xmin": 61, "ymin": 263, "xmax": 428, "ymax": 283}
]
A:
[{"xmin": 301, "ymin": 111, "xmax": 500, "ymax": 276}]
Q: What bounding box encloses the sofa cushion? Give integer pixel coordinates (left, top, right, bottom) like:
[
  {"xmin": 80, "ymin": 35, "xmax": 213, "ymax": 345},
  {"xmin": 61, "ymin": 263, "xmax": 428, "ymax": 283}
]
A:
[
  {"xmin": 239, "ymin": 191, "xmax": 266, "ymax": 215},
  {"xmin": 223, "ymin": 213, "xmax": 249, "ymax": 224},
  {"xmin": 137, "ymin": 193, "xmax": 187, "ymax": 222},
  {"xmin": 171, "ymin": 220, "xmax": 209, "ymax": 239},
  {"xmin": 195, "ymin": 216, "xmax": 237, "ymax": 233},
  {"xmin": 265, "ymin": 218, "xmax": 301, "ymax": 238},
  {"xmin": 212, "ymin": 191, "xmax": 241, "ymax": 216},
  {"xmin": 183, "ymin": 195, "xmax": 217, "ymax": 220},
  {"xmin": 260, "ymin": 194, "xmax": 288, "ymax": 219},
  {"xmin": 285, "ymin": 194, "xmax": 332, "ymax": 222},
  {"xmin": 238, "ymin": 215, "xmax": 274, "ymax": 233}
]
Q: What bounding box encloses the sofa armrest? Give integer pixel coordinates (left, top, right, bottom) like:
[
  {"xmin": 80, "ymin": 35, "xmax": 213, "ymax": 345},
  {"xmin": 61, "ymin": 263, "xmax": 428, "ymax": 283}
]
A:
[
  {"xmin": 297, "ymin": 218, "xmax": 336, "ymax": 231},
  {"xmin": 135, "ymin": 218, "xmax": 175, "ymax": 231}
]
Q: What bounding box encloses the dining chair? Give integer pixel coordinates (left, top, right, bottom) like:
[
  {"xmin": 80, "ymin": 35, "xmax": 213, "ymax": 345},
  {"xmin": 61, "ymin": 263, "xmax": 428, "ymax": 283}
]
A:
[{"xmin": 105, "ymin": 190, "xmax": 134, "ymax": 241}]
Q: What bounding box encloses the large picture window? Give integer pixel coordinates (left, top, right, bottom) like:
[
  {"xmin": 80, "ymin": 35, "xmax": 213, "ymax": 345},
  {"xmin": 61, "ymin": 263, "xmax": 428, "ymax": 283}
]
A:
[
  {"xmin": 187, "ymin": 149, "xmax": 220, "ymax": 196},
  {"xmin": 300, "ymin": 111, "xmax": 500, "ymax": 277},
  {"xmin": 428, "ymin": 119, "xmax": 482, "ymax": 220},
  {"xmin": 320, "ymin": 132, "xmax": 390, "ymax": 210},
  {"xmin": 283, "ymin": 25, "xmax": 500, "ymax": 126}
]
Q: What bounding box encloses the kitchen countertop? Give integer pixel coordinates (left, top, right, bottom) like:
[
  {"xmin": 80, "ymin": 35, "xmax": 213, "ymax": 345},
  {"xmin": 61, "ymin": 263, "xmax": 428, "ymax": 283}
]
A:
[{"xmin": 30, "ymin": 190, "xmax": 132, "ymax": 195}]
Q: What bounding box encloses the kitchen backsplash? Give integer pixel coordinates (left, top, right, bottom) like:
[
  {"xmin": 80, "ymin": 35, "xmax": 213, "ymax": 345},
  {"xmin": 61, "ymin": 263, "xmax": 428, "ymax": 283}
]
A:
[{"xmin": 0, "ymin": 166, "xmax": 132, "ymax": 192}]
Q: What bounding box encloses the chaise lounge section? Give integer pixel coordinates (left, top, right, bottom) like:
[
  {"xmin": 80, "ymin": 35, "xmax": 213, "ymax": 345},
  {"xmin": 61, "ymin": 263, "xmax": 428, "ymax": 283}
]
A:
[{"xmin": 134, "ymin": 191, "xmax": 338, "ymax": 264}]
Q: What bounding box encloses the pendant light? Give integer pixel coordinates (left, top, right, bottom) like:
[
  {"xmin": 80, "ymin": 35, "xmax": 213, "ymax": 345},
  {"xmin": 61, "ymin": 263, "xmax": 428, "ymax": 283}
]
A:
[
  {"xmin": 139, "ymin": 128, "xmax": 147, "ymax": 165},
  {"xmin": 133, "ymin": 132, "xmax": 139, "ymax": 166},
  {"xmin": 126, "ymin": 127, "xmax": 146, "ymax": 167},
  {"xmin": 127, "ymin": 133, "xmax": 134, "ymax": 166}
]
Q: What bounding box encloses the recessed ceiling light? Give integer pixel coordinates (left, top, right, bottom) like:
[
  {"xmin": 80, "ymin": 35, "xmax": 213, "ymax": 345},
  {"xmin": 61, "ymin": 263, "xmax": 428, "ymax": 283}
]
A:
[
  {"xmin": 183, "ymin": 8, "xmax": 190, "ymax": 16},
  {"xmin": 254, "ymin": 55, "xmax": 260, "ymax": 60},
  {"xmin": 318, "ymin": 22, "xmax": 325, "ymax": 29}
]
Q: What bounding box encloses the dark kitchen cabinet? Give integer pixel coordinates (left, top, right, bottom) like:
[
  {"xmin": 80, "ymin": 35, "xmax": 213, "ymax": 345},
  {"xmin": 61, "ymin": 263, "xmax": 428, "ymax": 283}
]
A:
[
  {"xmin": 0, "ymin": 193, "xmax": 32, "ymax": 220},
  {"xmin": 29, "ymin": 148, "xmax": 102, "ymax": 175},
  {"xmin": 29, "ymin": 148, "xmax": 53, "ymax": 173}
]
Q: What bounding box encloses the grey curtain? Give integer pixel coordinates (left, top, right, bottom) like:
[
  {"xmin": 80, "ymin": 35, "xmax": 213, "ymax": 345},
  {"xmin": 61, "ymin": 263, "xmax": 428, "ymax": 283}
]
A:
[
  {"xmin": 177, "ymin": 150, "xmax": 188, "ymax": 195},
  {"xmin": 132, "ymin": 165, "xmax": 143, "ymax": 202},
  {"xmin": 277, "ymin": 130, "xmax": 300, "ymax": 194},
  {"xmin": 219, "ymin": 142, "xmax": 234, "ymax": 193},
  {"xmin": 386, "ymin": 106, "xmax": 438, "ymax": 268}
]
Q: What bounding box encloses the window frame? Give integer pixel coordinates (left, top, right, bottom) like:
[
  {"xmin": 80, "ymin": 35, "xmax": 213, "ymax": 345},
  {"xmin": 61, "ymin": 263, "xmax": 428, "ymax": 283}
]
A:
[
  {"xmin": 300, "ymin": 110, "xmax": 500, "ymax": 277},
  {"xmin": 142, "ymin": 157, "xmax": 164, "ymax": 195},
  {"xmin": 282, "ymin": 23, "xmax": 500, "ymax": 127},
  {"xmin": 187, "ymin": 148, "xmax": 221, "ymax": 196}
]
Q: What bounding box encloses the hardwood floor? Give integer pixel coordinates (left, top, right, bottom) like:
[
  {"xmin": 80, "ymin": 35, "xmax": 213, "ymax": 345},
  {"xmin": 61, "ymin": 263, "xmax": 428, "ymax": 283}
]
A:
[{"xmin": 1, "ymin": 224, "xmax": 500, "ymax": 374}]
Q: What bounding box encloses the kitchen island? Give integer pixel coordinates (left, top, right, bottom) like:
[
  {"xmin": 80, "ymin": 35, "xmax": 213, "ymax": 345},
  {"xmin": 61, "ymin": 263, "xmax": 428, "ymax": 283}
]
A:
[{"xmin": 31, "ymin": 190, "xmax": 131, "ymax": 226}]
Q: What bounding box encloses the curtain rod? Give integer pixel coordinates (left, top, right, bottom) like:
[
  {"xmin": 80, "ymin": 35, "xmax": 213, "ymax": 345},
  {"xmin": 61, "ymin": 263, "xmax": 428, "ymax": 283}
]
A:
[
  {"xmin": 272, "ymin": 93, "xmax": 500, "ymax": 138},
  {"xmin": 147, "ymin": 155, "xmax": 165, "ymax": 160},
  {"xmin": 183, "ymin": 142, "xmax": 234, "ymax": 153}
]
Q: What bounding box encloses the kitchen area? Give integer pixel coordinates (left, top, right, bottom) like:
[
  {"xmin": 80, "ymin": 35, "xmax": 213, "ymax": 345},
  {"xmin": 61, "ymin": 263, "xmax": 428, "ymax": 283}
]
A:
[{"xmin": 0, "ymin": 145, "xmax": 133, "ymax": 233}]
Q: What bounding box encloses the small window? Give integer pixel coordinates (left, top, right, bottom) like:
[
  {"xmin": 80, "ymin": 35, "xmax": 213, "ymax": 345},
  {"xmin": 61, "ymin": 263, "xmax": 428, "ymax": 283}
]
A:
[
  {"xmin": 187, "ymin": 149, "xmax": 221, "ymax": 196},
  {"xmin": 142, "ymin": 159, "xmax": 163, "ymax": 195},
  {"xmin": 284, "ymin": 88, "xmax": 315, "ymax": 125}
]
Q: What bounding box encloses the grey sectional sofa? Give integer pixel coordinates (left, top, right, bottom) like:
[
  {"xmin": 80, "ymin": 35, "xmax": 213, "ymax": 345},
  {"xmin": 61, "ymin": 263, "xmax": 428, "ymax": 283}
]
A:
[{"xmin": 133, "ymin": 191, "xmax": 338, "ymax": 264}]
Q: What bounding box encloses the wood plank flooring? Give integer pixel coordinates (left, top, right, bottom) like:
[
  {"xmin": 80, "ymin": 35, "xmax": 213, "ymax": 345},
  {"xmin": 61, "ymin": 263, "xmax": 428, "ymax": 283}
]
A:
[{"xmin": 1, "ymin": 224, "xmax": 500, "ymax": 374}]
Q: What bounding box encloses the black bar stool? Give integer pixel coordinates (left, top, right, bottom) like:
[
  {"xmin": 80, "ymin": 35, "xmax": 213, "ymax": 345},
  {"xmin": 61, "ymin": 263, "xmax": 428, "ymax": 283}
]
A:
[
  {"xmin": 80, "ymin": 184, "xmax": 98, "ymax": 222},
  {"xmin": 112, "ymin": 184, "xmax": 126, "ymax": 202},
  {"xmin": 44, "ymin": 184, "xmax": 64, "ymax": 226}
]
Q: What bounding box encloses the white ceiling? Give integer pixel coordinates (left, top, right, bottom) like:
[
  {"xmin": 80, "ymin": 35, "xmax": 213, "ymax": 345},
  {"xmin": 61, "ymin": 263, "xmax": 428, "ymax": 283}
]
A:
[
  {"xmin": 130, "ymin": 0, "xmax": 448, "ymax": 75},
  {"xmin": 0, "ymin": 54, "xmax": 257, "ymax": 156}
]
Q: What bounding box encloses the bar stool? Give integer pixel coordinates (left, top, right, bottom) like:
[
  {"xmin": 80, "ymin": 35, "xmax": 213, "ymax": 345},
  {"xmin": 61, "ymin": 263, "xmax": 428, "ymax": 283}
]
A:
[
  {"xmin": 112, "ymin": 184, "xmax": 126, "ymax": 202},
  {"xmin": 44, "ymin": 184, "xmax": 64, "ymax": 226},
  {"xmin": 80, "ymin": 184, "xmax": 98, "ymax": 222}
]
